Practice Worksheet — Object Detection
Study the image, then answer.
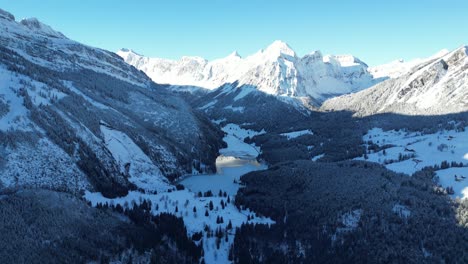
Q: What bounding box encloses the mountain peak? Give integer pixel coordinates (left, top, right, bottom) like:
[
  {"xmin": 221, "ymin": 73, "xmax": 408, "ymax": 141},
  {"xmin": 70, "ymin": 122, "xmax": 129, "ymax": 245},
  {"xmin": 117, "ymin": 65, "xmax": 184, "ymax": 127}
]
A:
[
  {"xmin": 0, "ymin": 8, "xmax": 15, "ymax": 21},
  {"xmin": 227, "ymin": 51, "xmax": 241, "ymax": 59},
  {"xmin": 119, "ymin": 48, "xmax": 141, "ymax": 56},
  {"xmin": 455, "ymin": 45, "xmax": 468, "ymax": 55},
  {"xmin": 263, "ymin": 40, "xmax": 296, "ymax": 58},
  {"xmin": 20, "ymin": 18, "xmax": 66, "ymax": 39},
  {"xmin": 434, "ymin": 48, "xmax": 450, "ymax": 58}
]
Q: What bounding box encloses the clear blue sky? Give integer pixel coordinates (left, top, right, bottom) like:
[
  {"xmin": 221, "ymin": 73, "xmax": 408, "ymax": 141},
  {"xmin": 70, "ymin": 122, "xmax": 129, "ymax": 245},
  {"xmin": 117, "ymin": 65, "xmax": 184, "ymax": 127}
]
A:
[{"xmin": 1, "ymin": 0, "xmax": 467, "ymax": 65}]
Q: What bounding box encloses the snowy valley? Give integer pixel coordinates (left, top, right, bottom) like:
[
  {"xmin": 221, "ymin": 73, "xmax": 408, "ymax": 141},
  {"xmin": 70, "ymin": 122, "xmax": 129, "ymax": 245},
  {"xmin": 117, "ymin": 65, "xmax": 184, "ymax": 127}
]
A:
[
  {"xmin": 86, "ymin": 123, "xmax": 272, "ymax": 263},
  {"xmin": 1, "ymin": 5, "xmax": 468, "ymax": 264}
]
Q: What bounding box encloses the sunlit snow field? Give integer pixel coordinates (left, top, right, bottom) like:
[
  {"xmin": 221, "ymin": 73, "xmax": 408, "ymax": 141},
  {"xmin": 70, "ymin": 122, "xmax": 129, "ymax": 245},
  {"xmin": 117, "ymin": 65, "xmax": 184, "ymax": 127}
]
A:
[{"xmin": 356, "ymin": 127, "xmax": 468, "ymax": 199}]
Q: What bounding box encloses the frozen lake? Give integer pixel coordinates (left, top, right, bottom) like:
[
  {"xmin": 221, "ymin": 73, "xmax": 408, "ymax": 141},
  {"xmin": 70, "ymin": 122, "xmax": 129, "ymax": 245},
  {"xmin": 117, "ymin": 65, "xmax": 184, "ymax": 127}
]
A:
[
  {"xmin": 180, "ymin": 123, "xmax": 267, "ymax": 195},
  {"xmin": 179, "ymin": 155, "xmax": 267, "ymax": 195}
]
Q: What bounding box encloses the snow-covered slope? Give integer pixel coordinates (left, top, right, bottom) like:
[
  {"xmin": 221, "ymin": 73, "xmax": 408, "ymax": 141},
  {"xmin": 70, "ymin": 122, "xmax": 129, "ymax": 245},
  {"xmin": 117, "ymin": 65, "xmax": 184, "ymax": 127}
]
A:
[
  {"xmin": 322, "ymin": 46, "xmax": 468, "ymax": 116},
  {"xmin": 118, "ymin": 41, "xmax": 379, "ymax": 103},
  {"xmin": 356, "ymin": 127, "xmax": 468, "ymax": 199},
  {"xmin": 368, "ymin": 49, "xmax": 450, "ymax": 79},
  {"xmin": 0, "ymin": 8, "xmax": 223, "ymax": 198}
]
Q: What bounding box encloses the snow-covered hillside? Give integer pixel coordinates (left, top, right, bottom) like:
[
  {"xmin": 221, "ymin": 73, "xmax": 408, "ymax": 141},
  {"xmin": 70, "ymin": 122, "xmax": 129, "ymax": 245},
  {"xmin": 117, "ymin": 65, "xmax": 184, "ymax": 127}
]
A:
[
  {"xmin": 322, "ymin": 46, "xmax": 468, "ymax": 116},
  {"xmin": 0, "ymin": 8, "xmax": 224, "ymax": 197},
  {"xmin": 356, "ymin": 127, "xmax": 468, "ymax": 199},
  {"xmin": 118, "ymin": 41, "xmax": 380, "ymax": 103}
]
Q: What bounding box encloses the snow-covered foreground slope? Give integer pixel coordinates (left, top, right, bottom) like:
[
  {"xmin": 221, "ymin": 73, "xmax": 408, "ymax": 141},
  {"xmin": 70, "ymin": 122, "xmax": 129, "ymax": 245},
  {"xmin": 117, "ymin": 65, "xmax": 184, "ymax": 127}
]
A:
[
  {"xmin": 356, "ymin": 127, "xmax": 468, "ymax": 199},
  {"xmin": 118, "ymin": 41, "xmax": 380, "ymax": 103},
  {"xmin": 0, "ymin": 8, "xmax": 223, "ymax": 197},
  {"xmin": 322, "ymin": 46, "xmax": 468, "ymax": 115},
  {"xmin": 86, "ymin": 123, "xmax": 272, "ymax": 264},
  {"xmin": 85, "ymin": 189, "xmax": 273, "ymax": 264}
]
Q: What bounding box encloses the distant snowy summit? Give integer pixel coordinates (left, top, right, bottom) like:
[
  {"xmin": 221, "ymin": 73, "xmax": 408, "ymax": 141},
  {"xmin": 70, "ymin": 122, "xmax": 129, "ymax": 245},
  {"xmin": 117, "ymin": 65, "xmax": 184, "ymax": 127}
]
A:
[{"xmin": 117, "ymin": 41, "xmax": 381, "ymax": 104}]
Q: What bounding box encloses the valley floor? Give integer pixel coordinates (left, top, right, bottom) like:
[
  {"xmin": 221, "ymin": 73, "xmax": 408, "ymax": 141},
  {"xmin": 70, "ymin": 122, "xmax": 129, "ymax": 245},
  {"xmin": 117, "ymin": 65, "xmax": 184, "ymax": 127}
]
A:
[{"xmin": 84, "ymin": 123, "xmax": 273, "ymax": 264}]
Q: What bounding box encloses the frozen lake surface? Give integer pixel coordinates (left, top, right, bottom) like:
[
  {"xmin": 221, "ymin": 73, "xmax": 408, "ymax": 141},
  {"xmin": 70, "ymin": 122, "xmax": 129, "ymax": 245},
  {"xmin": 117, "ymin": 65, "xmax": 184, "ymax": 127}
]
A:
[{"xmin": 180, "ymin": 155, "xmax": 267, "ymax": 195}]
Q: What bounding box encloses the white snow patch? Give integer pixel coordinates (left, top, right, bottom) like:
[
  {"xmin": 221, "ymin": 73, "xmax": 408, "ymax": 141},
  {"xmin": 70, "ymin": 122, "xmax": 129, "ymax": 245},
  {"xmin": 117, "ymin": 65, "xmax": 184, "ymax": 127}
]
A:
[
  {"xmin": 100, "ymin": 125, "xmax": 170, "ymax": 192},
  {"xmin": 219, "ymin": 124, "xmax": 265, "ymax": 159},
  {"xmin": 436, "ymin": 167, "xmax": 468, "ymax": 199},
  {"xmin": 312, "ymin": 153, "xmax": 325, "ymax": 161},
  {"xmin": 233, "ymin": 86, "xmax": 257, "ymax": 101},
  {"xmin": 357, "ymin": 127, "xmax": 468, "ymax": 175},
  {"xmin": 212, "ymin": 118, "xmax": 226, "ymax": 125},
  {"xmin": 199, "ymin": 100, "xmax": 217, "ymax": 110},
  {"xmin": 280, "ymin": 129, "xmax": 313, "ymax": 140},
  {"xmin": 340, "ymin": 209, "xmax": 362, "ymax": 229},
  {"xmin": 332, "ymin": 209, "xmax": 362, "ymax": 243},
  {"xmin": 392, "ymin": 204, "xmax": 411, "ymax": 218},
  {"xmin": 223, "ymin": 105, "xmax": 245, "ymax": 113}
]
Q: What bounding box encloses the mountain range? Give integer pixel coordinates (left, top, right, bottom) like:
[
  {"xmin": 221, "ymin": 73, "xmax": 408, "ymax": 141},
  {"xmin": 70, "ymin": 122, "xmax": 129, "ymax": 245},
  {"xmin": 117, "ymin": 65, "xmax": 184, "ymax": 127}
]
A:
[
  {"xmin": 118, "ymin": 41, "xmax": 380, "ymax": 105},
  {"xmin": 118, "ymin": 41, "xmax": 462, "ymax": 114}
]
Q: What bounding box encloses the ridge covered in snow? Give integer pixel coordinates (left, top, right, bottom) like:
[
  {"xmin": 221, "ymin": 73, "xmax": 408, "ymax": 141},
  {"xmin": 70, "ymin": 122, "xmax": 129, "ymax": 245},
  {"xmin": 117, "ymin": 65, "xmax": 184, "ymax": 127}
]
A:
[
  {"xmin": 322, "ymin": 46, "xmax": 468, "ymax": 115},
  {"xmin": 0, "ymin": 8, "xmax": 224, "ymax": 197},
  {"xmin": 368, "ymin": 49, "xmax": 450, "ymax": 79},
  {"xmin": 19, "ymin": 17, "xmax": 67, "ymax": 39},
  {"xmin": 117, "ymin": 41, "xmax": 380, "ymax": 103}
]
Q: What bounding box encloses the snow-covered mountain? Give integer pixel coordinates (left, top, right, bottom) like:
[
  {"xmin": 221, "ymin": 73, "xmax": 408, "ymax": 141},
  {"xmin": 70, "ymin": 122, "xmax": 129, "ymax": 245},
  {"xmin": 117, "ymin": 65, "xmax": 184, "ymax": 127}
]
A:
[
  {"xmin": 368, "ymin": 49, "xmax": 450, "ymax": 79},
  {"xmin": 0, "ymin": 8, "xmax": 223, "ymax": 198},
  {"xmin": 118, "ymin": 41, "xmax": 380, "ymax": 103},
  {"xmin": 321, "ymin": 46, "xmax": 468, "ymax": 116}
]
